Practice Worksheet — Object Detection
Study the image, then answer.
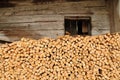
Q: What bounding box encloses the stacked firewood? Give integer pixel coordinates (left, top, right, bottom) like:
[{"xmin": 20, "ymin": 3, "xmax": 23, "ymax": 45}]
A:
[{"xmin": 0, "ymin": 33, "xmax": 120, "ymax": 80}]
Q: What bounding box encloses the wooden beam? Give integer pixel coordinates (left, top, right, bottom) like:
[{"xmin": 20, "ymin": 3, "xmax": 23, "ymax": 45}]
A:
[
  {"xmin": 118, "ymin": 0, "xmax": 120, "ymax": 20},
  {"xmin": 113, "ymin": 0, "xmax": 120, "ymax": 32}
]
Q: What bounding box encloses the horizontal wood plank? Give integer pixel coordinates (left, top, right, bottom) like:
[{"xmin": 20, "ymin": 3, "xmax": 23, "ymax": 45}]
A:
[
  {"xmin": 0, "ymin": 15, "xmax": 64, "ymax": 23},
  {"xmin": 92, "ymin": 29, "xmax": 110, "ymax": 35},
  {"xmin": 0, "ymin": 22, "xmax": 64, "ymax": 30},
  {"xmin": 9, "ymin": 0, "xmax": 105, "ymax": 7},
  {"xmin": 0, "ymin": 7, "xmax": 108, "ymax": 16},
  {"xmin": 0, "ymin": 30, "xmax": 64, "ymax": 41},
  {"xmin": 0, "ymin": 0, "xmax": 106, "ymax": 16}
]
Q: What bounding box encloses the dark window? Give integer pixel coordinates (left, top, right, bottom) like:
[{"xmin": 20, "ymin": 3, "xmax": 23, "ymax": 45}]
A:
[{"xmin": 65, "ymin": 16, "xmax": 91, "ymax": 36}]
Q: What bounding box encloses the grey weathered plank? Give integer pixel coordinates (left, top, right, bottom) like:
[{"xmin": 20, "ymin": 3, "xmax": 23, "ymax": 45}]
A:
[
  {"xmin": 0, "ymin": 22, "xmax": 64, "ymax": 30},
  {"xmin": 92, "ymin": 29, "xmax": 110, "ymax": 35},
  {"xmin": 0, "ymin": 29, "xmax": 64, "ymax": 41},
  {"xmin": 0, "ymin": 13, "xmax": 109, "ymax": 24},
  {"xmin": 91, "ymin": 14, "xmax": 110, "ymax": 22},
  {"xmin": 0, "ymin": 7, "xmax": 108, "ymax": 16},
  {"xmin": 9, "ymin": 0, "xmax": 105, "ymax": 7},
  {"xmin": 0, "ymin": 30, "xmax": 64, "ymax": 36},
  {"xmin": 91, "ymin": 14, "xmax": 110, "ymax": 29},
  {"xmin": 0, "ymin": 15, "xmax": 64, "ymax": 23}
]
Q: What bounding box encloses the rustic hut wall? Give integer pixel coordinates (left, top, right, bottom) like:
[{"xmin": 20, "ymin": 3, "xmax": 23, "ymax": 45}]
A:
[{"xmin": 0, "ymin": 0, "xmax": 110, "ymax": 41}]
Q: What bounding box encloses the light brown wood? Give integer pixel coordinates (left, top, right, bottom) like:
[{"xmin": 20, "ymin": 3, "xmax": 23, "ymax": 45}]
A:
[
  {"xmin": 0, "ymin": 15, "xmax": 64, "ymax": 23},
  {"xmin": 0, "ymin": 22, "xmax": 64, "ymax": 30},
  {"xmin": 0, "ymin": 30, "xmax": 64, "ymax": 41}
]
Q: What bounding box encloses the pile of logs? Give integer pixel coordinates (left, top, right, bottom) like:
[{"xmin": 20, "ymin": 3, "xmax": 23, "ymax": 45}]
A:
[{"xmin": 0, "ymin": 33, "xmax": 120, "ymax": 80}]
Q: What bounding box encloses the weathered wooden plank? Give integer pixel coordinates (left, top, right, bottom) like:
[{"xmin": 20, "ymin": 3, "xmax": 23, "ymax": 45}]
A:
[
  {"xmin": 11, "ymin": 0, "xmax": 106, "ymax": 7},
  {"xmin": 113, "ymin": 0, "xmax": 120, "ymax": 32},
  {"xmin": 92, "ymin": 22, "xmax": 110, "ymax": 29},
  {"xmin": 0, "ymin": 13, "xmax": 109, "ymax": 24},
  {"xmin": 0, "ymin": 29, "xmax": 64, "ymax": 41},
  {"xmin": 0, "ymin": 30, "xmax": 64, "ymax": 36},
  {"xmin": 0, "ymin": 22, "xmax": 64, "ymax": 30},
  {"xmin": 0, "ymin": 0, "xmax": 106, "ymax": 16},
  {"xmin": 0, "ymin": 6, "xmax": 108, "ymax": 16},
  {"xmin": 0, "ymin": 9, "xmax": 92, "ymax": 16},
  {"xmin": 91, "ymin": 14, "xmax": 110, "ymax": 29},
  {"xmin": 91, "ymin": 14, "xmax": 110, "ymax": 21},
  {"xmin": 92, "ymin": 29, "xmax": 110, "ymax": 35},
  {"xmin": 0, "ymin": 15, "xmax": 64, "ymax": 23}
]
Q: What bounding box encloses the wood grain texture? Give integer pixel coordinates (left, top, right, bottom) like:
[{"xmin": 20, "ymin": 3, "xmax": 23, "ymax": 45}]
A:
[
  {"xmin": 0, "ymin": 0, "xmax": 110, "ymax": 41},
  {"xmin": 0, "ymin": 22, "xmax": 64, "ymax": 30},
  {"xmin": 0, "ymin": 0, "xmax": 106, "ymax": 16},
  {"xmin": 0, "ymin": 15, "xmax": 64, "ymax": 23},
  {"xmin": 0, "ymin": 29, "xmax": 64, "ymax": 41}
]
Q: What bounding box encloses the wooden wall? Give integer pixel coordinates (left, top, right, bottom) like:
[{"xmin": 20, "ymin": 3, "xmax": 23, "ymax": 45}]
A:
[{"xmin": 0, "ymin": 0, "xmax": 110, "ymax": 41}]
